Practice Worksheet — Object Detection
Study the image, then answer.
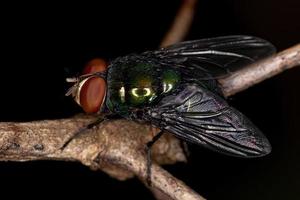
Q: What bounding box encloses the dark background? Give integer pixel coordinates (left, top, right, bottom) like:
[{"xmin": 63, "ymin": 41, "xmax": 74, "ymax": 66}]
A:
[{"xmin": 0, "ymin": 0, "xmax": 299, "ymax": 199}]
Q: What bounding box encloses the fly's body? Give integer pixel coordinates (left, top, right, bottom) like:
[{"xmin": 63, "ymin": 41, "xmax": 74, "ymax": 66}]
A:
[
  {"xmin": 67, "ymin": 35, "xmax": 275, "ymax": 159},
  {"xmin": 106, "ymin": 57, "xmax": 181, "ymax": 119}
]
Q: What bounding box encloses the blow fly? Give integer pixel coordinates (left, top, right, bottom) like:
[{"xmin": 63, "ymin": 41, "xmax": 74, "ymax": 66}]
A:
[{"xmin": 66, "ymin": 35, "xmax": 274, "ymax": 179}]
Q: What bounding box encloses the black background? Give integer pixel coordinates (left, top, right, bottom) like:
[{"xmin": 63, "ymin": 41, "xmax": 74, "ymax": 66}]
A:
[{"xmin": 0, "ymin": 0, "xmax": 299, "ymax": 199}]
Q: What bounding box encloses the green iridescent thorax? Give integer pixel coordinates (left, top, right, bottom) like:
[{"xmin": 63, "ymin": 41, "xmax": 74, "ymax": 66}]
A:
[{"xmin": 106, "ymin": 61, "xmax": 180, "ymax": 115}]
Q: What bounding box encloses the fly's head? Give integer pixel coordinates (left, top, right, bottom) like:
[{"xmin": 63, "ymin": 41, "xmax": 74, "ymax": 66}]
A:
[{"xmin": 66, "ymin": 58, "xmax": 108, "ymax": 114}]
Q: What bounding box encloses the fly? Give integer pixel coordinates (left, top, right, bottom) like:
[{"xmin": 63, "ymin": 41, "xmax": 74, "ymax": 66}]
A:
[{"xmin": 66, "ymin": 35, "xmax": 275, "ymax": 183}]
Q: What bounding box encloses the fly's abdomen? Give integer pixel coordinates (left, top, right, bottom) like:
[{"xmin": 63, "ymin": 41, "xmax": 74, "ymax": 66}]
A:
[{"xmin": 106, "ymin": 59, "xmax": 180, "ymax": 116}]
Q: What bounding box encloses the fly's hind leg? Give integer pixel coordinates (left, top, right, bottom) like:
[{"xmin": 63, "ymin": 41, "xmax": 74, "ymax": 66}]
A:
[
  {"xmin": 180, "ymin": 141, "xmax": 190, "ymax": 159},
  {"xmin": 61, "ymin": 113, "xmax": 118, "ymax": 149},
  {"xmin": 145, "ymin": 129, "xmax": 164, "ymax": 186}
]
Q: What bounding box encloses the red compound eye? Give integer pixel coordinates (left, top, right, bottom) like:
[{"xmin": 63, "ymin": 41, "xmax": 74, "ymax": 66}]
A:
[
  {"xmin": 80, "ymin": 77, "xmax": 106, "ymax": 113},
  {"xmin": 83, "ymin": 58, "xmax": 107, "ymax": 74},
  {"xmin": 79, "ymin": 58, "xmax": 108, "ymax": 113}
]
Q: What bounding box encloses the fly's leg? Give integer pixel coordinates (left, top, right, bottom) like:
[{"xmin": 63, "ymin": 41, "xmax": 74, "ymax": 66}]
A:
[
  {"xmin": 61, "ymin": 117, "xmax": 106, "ymax": 149},
  {"xmin": 61, "ymin": 113, "xmax": 118, "ymax": 149},
  {"xmin": 180, "ymin": 141, "xmax": 190, "ymax": 159},
  {"xmin": 145, "ymin": 130, "xmax": 164, "ymax": 186}
]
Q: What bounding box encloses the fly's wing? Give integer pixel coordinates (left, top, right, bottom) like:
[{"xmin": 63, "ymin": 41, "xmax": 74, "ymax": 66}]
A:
[
  {"xmin": 148, "ymin": 84, "xmax": 271, "ymax": 157},
  {"xmin": 148, "ymin": 35, "xmax": 275, "ymax": 79}
]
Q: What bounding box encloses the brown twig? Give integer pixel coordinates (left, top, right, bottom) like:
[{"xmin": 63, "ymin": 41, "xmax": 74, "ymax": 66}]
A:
[
  {"xmin": 160, "ymin": 0, "xmax": 197, "ymax": 47},
  {"xmin": 0, "ymin": 116, "xmax": 205, "ymax": 200},
  {"xmin": 219, "ymin": 43, "xmax": 300, "ymax": 97},
  {"xmin": 0, "ymin": 44, "xmax": 299, "ymax": 200}
]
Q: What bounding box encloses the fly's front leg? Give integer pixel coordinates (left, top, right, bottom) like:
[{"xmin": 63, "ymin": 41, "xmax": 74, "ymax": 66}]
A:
[
  {"xmin": 61, "ymin": 113, "xmax": 119, "ymax": 149},
  {"xmin": 145, "ymin": 129, "xmax": 164, "ymax": 186}
]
